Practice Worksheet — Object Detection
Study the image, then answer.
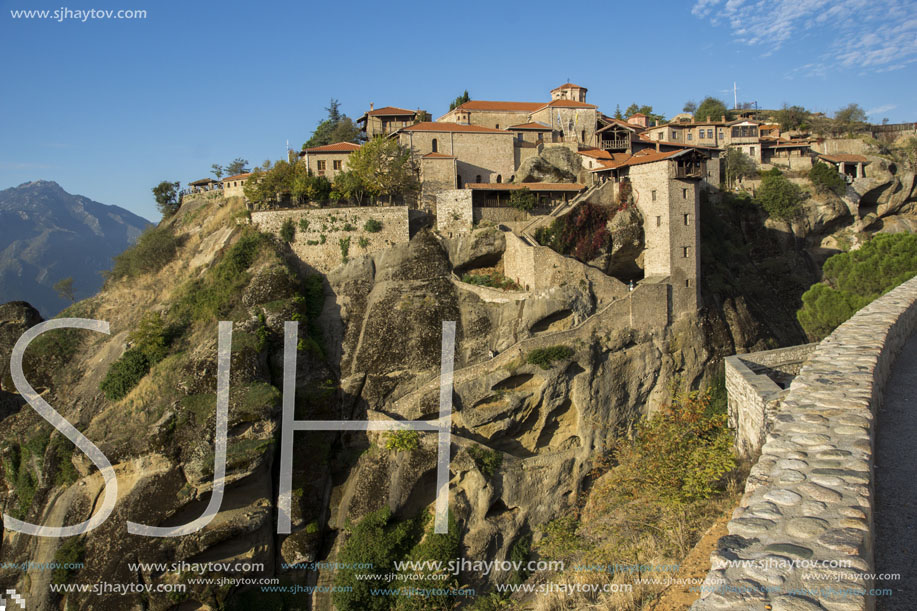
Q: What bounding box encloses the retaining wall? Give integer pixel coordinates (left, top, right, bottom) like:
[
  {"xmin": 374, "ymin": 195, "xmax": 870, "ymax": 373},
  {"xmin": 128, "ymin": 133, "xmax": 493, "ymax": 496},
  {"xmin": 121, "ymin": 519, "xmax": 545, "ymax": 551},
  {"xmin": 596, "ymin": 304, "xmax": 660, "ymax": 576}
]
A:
[
  {"xmin": 251, "ymin": 207, "xmax": 410, "ymax": 272},
  {"xmin": 692, "ymin": 275, "xmax": 917, "ymax": 611}
]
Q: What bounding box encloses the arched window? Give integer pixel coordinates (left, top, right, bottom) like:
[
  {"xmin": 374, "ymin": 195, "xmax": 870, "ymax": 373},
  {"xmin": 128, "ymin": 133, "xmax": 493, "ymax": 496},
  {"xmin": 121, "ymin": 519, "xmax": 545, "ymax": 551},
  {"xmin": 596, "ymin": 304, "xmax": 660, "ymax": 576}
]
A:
[
  {"xmin": 496, "ymin": 175, "xmax": 502, "ymax": 183},
  {"xmin": 431, "ymin": 138, "xmax": 438, "ymax": 153}
]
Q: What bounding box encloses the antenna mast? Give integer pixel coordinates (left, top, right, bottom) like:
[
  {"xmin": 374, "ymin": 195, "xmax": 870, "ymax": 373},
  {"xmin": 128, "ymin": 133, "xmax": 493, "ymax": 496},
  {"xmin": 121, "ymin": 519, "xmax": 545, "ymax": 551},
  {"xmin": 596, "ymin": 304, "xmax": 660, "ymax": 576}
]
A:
[{"xmin": 733, "ymin": 82, "xmax": 738, "ymax": 110}]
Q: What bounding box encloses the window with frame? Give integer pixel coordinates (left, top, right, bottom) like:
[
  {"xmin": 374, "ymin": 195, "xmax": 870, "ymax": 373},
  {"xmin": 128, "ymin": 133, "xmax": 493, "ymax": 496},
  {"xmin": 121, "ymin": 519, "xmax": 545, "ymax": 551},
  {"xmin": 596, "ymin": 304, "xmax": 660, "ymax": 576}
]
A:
[
  {"xmin": 317, "ymin": 160, "xmax": 326, "ymax": 172},
  {"xmin": 333, "ymin": 160, "xmax": 342, "ymax": 171}
]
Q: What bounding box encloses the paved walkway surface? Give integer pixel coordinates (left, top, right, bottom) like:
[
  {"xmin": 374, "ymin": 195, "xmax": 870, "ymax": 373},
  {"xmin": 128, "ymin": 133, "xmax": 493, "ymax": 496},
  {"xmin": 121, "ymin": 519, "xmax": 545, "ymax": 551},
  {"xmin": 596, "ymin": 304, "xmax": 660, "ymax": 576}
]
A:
[{"xmin": 875, "ymin": 331, "xmax": 917, "ymax": 610}]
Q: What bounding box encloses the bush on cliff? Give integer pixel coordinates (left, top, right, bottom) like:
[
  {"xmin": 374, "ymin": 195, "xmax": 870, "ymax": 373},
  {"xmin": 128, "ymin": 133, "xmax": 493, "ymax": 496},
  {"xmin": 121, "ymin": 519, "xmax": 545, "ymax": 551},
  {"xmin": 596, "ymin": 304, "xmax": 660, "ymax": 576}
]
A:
[{"xmin": 798, "ymin": 233, "xmax": 917, "ymax": 339}]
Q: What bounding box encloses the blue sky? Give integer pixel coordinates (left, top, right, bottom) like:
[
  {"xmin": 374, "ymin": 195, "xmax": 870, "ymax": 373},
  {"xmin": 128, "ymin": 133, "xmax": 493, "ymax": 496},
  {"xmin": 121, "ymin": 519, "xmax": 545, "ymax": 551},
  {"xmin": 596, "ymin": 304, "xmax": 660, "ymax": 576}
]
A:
[{"xmin": 1, "ymin": 0, "xmax": 915, "ymax": 221}]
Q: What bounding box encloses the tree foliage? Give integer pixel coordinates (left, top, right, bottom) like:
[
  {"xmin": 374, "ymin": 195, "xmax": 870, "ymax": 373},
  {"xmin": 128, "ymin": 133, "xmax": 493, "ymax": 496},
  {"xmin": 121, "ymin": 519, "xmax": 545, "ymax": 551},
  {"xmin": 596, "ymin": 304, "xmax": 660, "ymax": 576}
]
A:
[
  {"xmin": 152, "ymin": 181, "xmax": 180, "ymax": 217},
  {"xmin": 833, "ymin": 103, "xmax": 868, "ymax": 134},
  {"xmin": 798, "ymin": 233, "xmax": 917, "ymax": 339},
  {"xmin": 331, "ymin": 170, "xmax": 367, "ymax": 205},
  {"xmin": 53, "ymin": 277, "xmax": 75, "ymax": 303},
  {"xmin": 109, "ymin": 225, "xmax": 181, "ymax": 280},
  {"xmin": 304, "ymin": 99, "xmax": 362, "ymax": 149},
  {"xmin": 346, "ymin": 136, "xmax": 419, "ymax": 204},
  {"xmin": 244, "ymin": 160, "xmax": 331, "ymax": 208},
  {"xmin": 534, "ymin": 202, "xmax": 611, "ymax": 262},
  {"xmin": 604, "ymin": 388, "xmax": 735, "ymax": 505},
  {"xmin": 808, "ymin": 161, "xmax": 847, "ymax": 196},
  {"xmin": 723, "ymin": 147, "xmax": 757, "ymax": 188},
  {"xmin": 683, "ymin": 100, "xmax": 697, "ymax": 114},
  {"xmin": 225, "ymin": 158, "xmax": 250, "ymax": 176},
  {"xmin": 508, "ymin": 187, "xmax": 537, "ymax": 211},
  {"xmin": 694, "ymin": 96, "xmax": 729, "ymax": 122},
  {"xmin": 624, "ymin": 103, "xmax": 664, "ymax": 124},
  {"xmin": 755, "ymin": 168, "xmax": 803, "ymax": 221},
  {"xmin": 775, "ymin": 104, "xmax": 810, "ymax": 132},
  {"xmin": 448, "ymin": 89, "xmax": 470, "ymax": 111}
]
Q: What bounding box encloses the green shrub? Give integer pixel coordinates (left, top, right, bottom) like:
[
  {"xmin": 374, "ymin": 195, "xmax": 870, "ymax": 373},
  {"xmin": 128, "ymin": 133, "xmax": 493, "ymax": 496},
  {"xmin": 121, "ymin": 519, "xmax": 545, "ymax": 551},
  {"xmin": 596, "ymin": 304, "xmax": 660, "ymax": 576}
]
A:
[
  {"xmin": 533, "ymin": 203, "xmax": 610, "ymax": 262},
  {"xmin": 109, "ymin": 225, "xmax": 180, "ymax": 280},
  {"xmin": 808, "ymin": 160, "xmax": 847, "ymax": 196},
  {"xmin": 280, "ymin": 218, "xmax": 296, "ymax": 243},
  {"xmin": 385, "ymin": 430, "xmax": 420, "ymax": 452},
  {"xmin": 339, "ymin": 236, "xmax": 351, "ymax": 262},
  {"xmin": 51, "ymin": 537, "xmax": 85, "ymax": 584},
  {"xmin": 298, "ymin": 218, "xmax": 310, "ymax": 232},
  {"xmin": 343, "ymin": 222, "xmax": 356, "ymax": 231},
  {"xmin": 508, "ymin": 188, "xmax": 537, "ymax": 212},
  {"xmin": 364, "ymin": 218, "xmax": 383, "ymax": 233},
  {"xmin": 171, "ymin": 229, "xmax": 268, "ymax": 322},
  {"xmin": 797, "ymin": 233, "xmax": 917, "ymax": 339},
  {"xmin": 525, "ymin": 345, "xmax": 574, "ymax": 369},
  {"xmin": 393, "ymin": 513, "xmax": 461, "ymax": 611},
  {"xmin": 333, "ymin": 508, "xmax": 420, "ymax": 611},
  {"xmin": 358, "ymin": 236, "xmax": 369, "ymax": 249},
  {"xmin": 755, "ymin": 168, "xmax": 803, "ymax": 220},
  {"xmin": 100, "ymin": 348, "xmax": 151, "ymax": 401},
  {"xmin": 604, "ymin": 389, "xmax": 735, "ymax": 505},
  {"xmin": 461, "ymin": 271, "xmax": 520, "ymax": 291},
  {"xmin": 467, "ymin": 445, "xmax": 502, "ymax": 478}
]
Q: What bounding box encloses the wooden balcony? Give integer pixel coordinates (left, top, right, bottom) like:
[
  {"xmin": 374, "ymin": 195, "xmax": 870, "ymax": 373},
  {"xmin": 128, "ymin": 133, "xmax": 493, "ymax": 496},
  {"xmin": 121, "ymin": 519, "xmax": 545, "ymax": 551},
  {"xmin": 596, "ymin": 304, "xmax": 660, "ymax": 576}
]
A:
[{"xmin": 601, "ymin": 138, "xmax": 629, "ymax": 150}]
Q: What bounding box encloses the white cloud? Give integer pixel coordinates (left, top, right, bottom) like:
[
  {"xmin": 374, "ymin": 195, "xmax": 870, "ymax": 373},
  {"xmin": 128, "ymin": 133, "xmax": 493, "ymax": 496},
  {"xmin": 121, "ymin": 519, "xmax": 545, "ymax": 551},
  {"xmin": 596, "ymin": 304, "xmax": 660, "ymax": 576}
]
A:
[
  {"xmin": 866, "ymin": 104, "xmax": 897, "ymax": 116},
  {"xmin": 691, "ymin": 0, "xmax": 917, "ymax": 73}
]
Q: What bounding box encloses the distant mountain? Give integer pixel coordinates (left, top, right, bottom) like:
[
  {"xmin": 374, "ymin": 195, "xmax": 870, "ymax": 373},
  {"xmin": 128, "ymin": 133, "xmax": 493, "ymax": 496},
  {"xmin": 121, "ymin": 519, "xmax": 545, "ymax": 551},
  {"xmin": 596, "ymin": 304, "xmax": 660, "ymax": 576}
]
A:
[{"xmin": 0, "ymin": 180, "xmax": 151, "ymax": 317}]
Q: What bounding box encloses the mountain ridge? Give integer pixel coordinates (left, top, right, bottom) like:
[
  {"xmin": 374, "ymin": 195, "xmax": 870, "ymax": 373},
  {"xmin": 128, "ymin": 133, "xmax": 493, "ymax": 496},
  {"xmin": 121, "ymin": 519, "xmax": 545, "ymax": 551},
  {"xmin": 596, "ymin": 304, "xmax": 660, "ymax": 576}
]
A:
[{"xmin": 0, "ymin": 180, "xmax": 151, "ymax": 317}]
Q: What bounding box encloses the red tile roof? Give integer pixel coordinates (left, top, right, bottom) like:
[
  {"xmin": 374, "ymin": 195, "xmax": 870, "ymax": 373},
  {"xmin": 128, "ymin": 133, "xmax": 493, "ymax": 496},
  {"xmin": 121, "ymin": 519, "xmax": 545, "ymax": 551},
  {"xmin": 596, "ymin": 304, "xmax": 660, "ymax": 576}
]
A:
[
  {"xmin": 366, "ymin": 106, "xmax": 416, "ymax": 117},
  {"xmin": 542, "ymin": 99, "xmax": 597, "ymax": 109},
  {"xmin": 301, "ymin": 142, "xmax": 362, "ymax": 154},
  {"xmin": 466, "ymin": 182, "xmax": 585, "ymax": 191},
  {"xmin": 597, "ymin": 118, "xmax": 638, "ymax": 132},
  {"xmin": 818, "ymin": 153, "xmax": 869, "ymax": 163},
  {"xmin": 551, "ymin": 82, "xmax": 587, "ymax": 92},
  {"xmin": 507, "ymin": 122, "xmax": 552, "ymax": 130},
  {"xmin": 451, "ymin": 100, "xmax": 545, "ymax": 112},
  {"xmin": 577, "ymin": 148, "xmax": 614, "ymax": 160},
  {"xmin": 222, "ymin": 172, "xmax": 252, "ymax": 181},
  {"xmin": 589, "ymin": 149, "xmax": 697, "ymax": 171},
  {"xmin": 422, "ymin": 152, "xmax": 457, "ymax": 159},
  {"xmin": 402, "ymin": 122, "xmax": 511, "ymax": 134}
]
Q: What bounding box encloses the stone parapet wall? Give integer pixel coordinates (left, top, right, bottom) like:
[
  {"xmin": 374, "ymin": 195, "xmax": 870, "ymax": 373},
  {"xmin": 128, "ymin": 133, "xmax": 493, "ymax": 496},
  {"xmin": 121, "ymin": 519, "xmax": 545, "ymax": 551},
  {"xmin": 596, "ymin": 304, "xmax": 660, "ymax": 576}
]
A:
[
  {"xmin": 436, "ymin": 190, "xmax": 473, "ymax": 237},
  {"xmin": 251, "ymin": 207, "xmax": 410, "ymax": 273},
  {"xmin": 692, "ymin": 275, "xmax": 917, "ymax": 611},
  {"xmin": 725, "ymin": 344, "xmax": 817, "ymax": 458}
]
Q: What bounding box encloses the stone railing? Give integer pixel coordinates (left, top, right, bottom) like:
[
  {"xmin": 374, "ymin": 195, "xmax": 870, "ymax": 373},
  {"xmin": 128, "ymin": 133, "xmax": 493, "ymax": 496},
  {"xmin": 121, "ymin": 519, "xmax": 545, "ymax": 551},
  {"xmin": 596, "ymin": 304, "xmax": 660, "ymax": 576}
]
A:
[
  {"xmin": 725, "ymin": 344, "xmax": 817, "ymax": 458},
  {"xmin": 692, "ymin": 275, "xmax": 917, "ymax": 611}
]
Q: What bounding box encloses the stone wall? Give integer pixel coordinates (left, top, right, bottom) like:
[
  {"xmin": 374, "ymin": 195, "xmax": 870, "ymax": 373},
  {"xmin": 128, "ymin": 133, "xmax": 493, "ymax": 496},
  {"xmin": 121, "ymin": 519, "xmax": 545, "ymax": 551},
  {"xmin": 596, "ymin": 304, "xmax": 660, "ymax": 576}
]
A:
[
  {"xmin": 725, "ymin": 344, "xmax": 817, "ymax": 458},
  {"xmin": 421, "ymin": 156, "xmax": 458, "ymax": 212},
  {"xmin": 692, "ymin": 275, "xmax": 917, "ymax": 611},
  {"xmin": 251, "ymin": 207, "xmax": 410, "ymax": 272},
  {"xmin": 628, "ymin": 159, "xmax": 701, "ymax": 313},
  {"xmin": 398, "ymin": 130, "xmax": 515, "ymax": 186},
  {"xmin": 436, "ymin": 190, "xmax": 473, "ymax": 237}
]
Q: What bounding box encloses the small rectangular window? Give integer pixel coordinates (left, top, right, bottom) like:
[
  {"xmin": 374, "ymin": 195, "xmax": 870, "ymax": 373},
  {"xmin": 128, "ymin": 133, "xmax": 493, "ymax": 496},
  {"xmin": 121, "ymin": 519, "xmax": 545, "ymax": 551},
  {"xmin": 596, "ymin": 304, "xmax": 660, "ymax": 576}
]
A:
[
  {"xmin": 651, "ymin": 190, "xmax": 657, "ymax": 201},
  {"xmin": 684, "ymin": 213, "xmax": 690, "ymax": 225},
  {"xmin": 317, "ymin": 160, "xmax": 326, "ymax": 171},
  {"xmin": 682, "ymin": 188, "xmax": 688, "ymax": 199},
  {"xmin": 656, "ymin": 216, "xmax": 661, "ymax": 227},
  {"xmin": 687, "ymin": 133, "xmax": 693, "ymax": 141},
  {"xmin": 333, "ymin": 160, "xmax": 343, "ymax": 171},
  {"xmin": 682, "ymin": 246, "xmax": 689, "ymax": 258}
]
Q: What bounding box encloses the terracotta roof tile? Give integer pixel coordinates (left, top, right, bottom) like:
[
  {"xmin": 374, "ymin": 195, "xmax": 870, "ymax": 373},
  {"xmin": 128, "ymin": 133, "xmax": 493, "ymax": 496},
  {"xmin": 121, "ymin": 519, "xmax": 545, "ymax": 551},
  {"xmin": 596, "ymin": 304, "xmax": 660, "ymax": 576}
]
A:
[
  {"xmin": 818, "ymin": 153, "xmax": 869, "ymax": 163},
  {"xmin": 543, "ymin": 99, "xmax": 597, "ymax": 109},
  {"xmin": 301, "ymin": 142, "xmax": 362, "ymax": 154},
  {"xmin": 551, "ymin": 82, "xmax": 587, "ymax": 92},
  {"xmin": 507, "ymin": 122, "xmax": 552, "ymax": 130},
  {"xmin": 466, "ymin": 182, "xmax": 585, "ymax": 191},
  {"xmin": 366, "ymin": 106, "xmax": 416, "ymax": 117},
  {"xmin": 451, "ymin": 100, "xmax": 545, "ymax": 112},
  {"xmin": 402, "ymin": 122, "xmax": 511, "ymax": 134},
  {"xmin": 222, "ymin": 172, "xmax": 252, "ymax": 181},
  {"xmin": 577, "ymin": 148, "xmax": 614, "ymax": 160}
]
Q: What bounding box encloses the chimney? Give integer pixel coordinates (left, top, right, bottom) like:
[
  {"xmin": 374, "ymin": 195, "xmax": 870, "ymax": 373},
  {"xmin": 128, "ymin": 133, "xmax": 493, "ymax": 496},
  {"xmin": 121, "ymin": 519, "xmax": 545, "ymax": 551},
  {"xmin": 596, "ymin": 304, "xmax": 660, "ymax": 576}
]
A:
[
  {"xmin": 721, "ymin": 115, "xmax": 726, "ymax": 122},
  {"xmin": 370, "ymin": 102, "xmax": 374, "ymax": 111}
]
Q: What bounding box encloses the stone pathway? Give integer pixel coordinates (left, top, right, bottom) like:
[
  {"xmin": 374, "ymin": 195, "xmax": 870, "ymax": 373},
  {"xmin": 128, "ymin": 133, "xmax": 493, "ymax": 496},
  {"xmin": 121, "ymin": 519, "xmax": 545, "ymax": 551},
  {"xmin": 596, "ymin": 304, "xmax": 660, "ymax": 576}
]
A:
[{"xmin": 875, "ymin": 331, "xmax": 917, "ymax": 610}]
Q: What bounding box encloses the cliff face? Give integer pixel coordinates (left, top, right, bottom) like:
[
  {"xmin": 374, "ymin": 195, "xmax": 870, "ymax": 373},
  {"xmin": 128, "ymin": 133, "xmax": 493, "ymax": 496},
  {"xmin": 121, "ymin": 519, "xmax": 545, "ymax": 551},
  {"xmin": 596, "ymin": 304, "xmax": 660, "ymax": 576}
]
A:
[{"xmin": 0, "ymin": 147, "xmax": 914, "ymax": 608}]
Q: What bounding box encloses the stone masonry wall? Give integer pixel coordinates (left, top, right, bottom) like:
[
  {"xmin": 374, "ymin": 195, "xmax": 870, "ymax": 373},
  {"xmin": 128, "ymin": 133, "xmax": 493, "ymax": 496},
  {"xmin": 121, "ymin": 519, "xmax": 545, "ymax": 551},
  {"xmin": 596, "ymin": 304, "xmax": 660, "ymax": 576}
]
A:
[
  {"xmin": 251, "ymin": 207, "xmax": 409, "ymax": 273},
  {"xmin": 692, "ymin": 275, "xmax": 917, "ymax": 611},
  {"xmin": 726, "ymin": 344, "xmax": 818, "ymax": 458},
  {"xmin": 436, "ymin": 190, "xmax": 473, "ymax": 237}
]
